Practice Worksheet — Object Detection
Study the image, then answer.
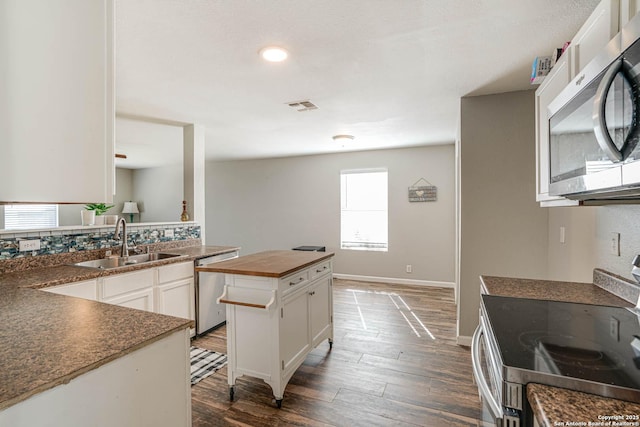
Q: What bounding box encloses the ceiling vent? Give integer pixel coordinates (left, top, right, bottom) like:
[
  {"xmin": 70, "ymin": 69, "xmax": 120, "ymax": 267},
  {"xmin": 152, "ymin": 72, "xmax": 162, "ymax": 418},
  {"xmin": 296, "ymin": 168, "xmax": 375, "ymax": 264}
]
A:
[{"xmin": 287, "ymin": 100, "xmax": 318, "ymax": 112}]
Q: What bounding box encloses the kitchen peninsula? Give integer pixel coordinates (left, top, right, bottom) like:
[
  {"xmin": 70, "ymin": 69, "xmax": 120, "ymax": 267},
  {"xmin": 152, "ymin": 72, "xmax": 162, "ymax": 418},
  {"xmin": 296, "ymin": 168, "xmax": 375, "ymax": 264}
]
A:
[
  {"xmin": 0, "ymin": 236, "xmax": 239, "ymax": 427},
  {"xmin": 0, "ymin": 285, "xmax": 192, "ymax": 426},
  {"xmin": 196, "ymin": 250, "xmax": 334, "ymax": 407}
]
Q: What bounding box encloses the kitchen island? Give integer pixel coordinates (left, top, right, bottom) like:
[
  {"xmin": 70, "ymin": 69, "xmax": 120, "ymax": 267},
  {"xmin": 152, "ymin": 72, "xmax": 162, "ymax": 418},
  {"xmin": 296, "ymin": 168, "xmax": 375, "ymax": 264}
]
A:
[{"xmin": 196, "ymin": 250, "xmax": 334, "ymax": 407}]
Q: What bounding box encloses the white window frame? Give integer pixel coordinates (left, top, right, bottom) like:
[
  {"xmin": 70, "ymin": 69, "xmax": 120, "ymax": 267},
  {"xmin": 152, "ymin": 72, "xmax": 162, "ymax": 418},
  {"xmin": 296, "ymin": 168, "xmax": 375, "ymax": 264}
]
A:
[
  {"xmin": 340, "ymin": 168, "xmax": 388, "ymax": 252},
  {"xmin": 4, "ymin": 204, "xmax": 59, "ymax": 230}
]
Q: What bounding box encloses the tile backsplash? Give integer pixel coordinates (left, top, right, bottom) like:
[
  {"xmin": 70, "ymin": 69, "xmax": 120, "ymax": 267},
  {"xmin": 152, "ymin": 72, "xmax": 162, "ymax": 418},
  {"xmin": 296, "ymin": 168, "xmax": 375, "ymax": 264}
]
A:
[{"xmin": 0, "ymin": 222, "xmax": 200, "ymax": 260}]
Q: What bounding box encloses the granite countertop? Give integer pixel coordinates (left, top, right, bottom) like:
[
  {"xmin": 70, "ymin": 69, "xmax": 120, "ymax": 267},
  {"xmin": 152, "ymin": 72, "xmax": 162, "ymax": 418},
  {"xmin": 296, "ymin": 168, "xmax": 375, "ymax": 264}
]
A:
[
  {"xmin": 482, "ymin": 274, "xmax": 640, "ymax": 423},
  {"xmin": 196, "ymin": 250, "xmax": 334, "ymax": 278},
  {"xmin": 162, "ymin": 244, "xmax": 239, "ymax": 261},
  {"xmin": 0, "ymin": 286, "xmax": 190, "ymax": 411},
  {"xmin": 480, "ymin": 275, "xmax": 633, "ymax": 308},
  {"xmin": 528, "ymin": 383, "xmax": 640, "ymax": 426},
  {"xmin": 0, "ymin": 245, "xmax": 240, "ymax": 290},
  {"xmin": 0, "ymin": 243, "xmax": 239, "ymax": 411}
]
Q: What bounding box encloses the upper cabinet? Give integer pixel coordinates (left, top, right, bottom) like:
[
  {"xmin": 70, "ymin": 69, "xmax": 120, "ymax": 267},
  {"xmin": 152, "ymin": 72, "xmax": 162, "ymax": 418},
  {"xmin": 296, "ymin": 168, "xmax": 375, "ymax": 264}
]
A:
[
  {"xmin": 535, "ymin": 52, "xmax": 578, "ymax": 206},
  {"xmin": 621, "ymin": 0, "xmax": 640, "ymax": 28},
  {"xmin": 0, "ymin": 0, "xmax": 114, "ymax": 203},
  {"xmin": 571, "ymin": 0, "xmax": 621, "ymax": 75},
  {"xmin": 535, "ymin": 0, "xmax": 635, "ymax": 207}
]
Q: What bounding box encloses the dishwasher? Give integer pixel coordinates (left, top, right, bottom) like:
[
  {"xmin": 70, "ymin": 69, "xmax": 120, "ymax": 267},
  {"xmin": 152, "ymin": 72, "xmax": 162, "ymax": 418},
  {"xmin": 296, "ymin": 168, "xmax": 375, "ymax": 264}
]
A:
[{"xmin": 195, "ymin": 250, "xmax": 239, "ymax": 336}]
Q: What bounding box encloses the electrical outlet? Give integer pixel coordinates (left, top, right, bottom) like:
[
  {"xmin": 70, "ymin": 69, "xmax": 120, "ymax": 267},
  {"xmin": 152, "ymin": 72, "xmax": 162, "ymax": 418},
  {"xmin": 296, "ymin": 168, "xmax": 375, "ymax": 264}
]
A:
[
  {"xmin": 610, "ymin": 316, "xmax": 620, "ymax": 341},
  {"xmin": 19, "ymin": 239, "xmax": 41, "ymax": 252},
  {"xmin": 165, "ymin": 229, "xmax": 175, "ymax": 238},
  {"xmin": 406, "ymin": 264, "xmax": 412, "ymax": 273},
  {"xmin": 559, "ymin": 227, "xmax": 566, "ymax": 244},
  {"xmin": 610, "ymin": 232, "xmax": 620, "ymax": 256}
]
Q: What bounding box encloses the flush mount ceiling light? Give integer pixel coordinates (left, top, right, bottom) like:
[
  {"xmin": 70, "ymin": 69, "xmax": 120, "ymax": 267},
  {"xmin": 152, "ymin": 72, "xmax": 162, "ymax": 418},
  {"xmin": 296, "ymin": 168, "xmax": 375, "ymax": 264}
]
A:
[
  {"xmin": 332, "ymin": 135, "xmax": 355, "ymax": 142},
  {"xmin": 259, "ymin": 46, "xmax": 288, "ymax": 62}
]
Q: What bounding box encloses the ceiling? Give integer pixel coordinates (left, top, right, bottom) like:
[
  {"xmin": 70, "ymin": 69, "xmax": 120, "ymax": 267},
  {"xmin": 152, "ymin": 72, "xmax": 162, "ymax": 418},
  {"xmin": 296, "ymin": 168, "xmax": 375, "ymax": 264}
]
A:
[{"xmin": 114, "ymin": 0, "xmax": 600, "ymax": 168}]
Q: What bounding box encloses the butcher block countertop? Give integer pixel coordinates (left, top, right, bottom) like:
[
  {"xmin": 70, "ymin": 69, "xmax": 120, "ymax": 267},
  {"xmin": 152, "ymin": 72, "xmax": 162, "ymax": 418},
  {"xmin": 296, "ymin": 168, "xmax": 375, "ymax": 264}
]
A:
[
  {"xmin": 480, "ymin": 275, "xmax": 633, "ymax": 308},
  {"xmin": 528, "ymin": 383, "xmax": 640, "ymax": 426},
  {"xmin": 196, "ymin": 250, "xmax": 334, "ymax": 278}
]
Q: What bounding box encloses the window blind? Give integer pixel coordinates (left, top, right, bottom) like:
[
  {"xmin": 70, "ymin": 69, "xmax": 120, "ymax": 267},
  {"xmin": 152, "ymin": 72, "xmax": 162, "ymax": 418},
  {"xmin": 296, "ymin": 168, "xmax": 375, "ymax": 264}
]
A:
[{"xmin": 4, "ymin": 205, "xmax": 59, "ymax": 230}]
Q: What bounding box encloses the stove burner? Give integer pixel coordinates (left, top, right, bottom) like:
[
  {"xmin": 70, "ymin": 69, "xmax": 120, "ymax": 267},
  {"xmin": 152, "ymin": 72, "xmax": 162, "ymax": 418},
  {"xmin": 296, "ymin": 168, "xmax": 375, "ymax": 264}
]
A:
[{"xmin": 518, "ymin": 331, "xmax": 625, "ymax": 372}]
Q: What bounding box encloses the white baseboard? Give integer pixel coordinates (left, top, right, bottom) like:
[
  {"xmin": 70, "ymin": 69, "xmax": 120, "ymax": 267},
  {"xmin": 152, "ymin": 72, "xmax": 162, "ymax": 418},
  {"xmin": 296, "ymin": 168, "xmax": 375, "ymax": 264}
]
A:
[
  {"xmin": 333, "ymin": 273, "xmax": 455, "ymax": 289},
  {"xmin": 456, "ymin": 335, "xmax": 472, "ymax": 346}
]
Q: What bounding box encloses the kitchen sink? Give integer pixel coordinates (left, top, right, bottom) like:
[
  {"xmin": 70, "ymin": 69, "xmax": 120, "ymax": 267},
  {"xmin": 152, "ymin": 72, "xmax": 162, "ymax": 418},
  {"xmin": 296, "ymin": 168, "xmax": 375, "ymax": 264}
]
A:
[{"xmin": 72, "ymin": 253, "xmax": 184, "ymax": 270}]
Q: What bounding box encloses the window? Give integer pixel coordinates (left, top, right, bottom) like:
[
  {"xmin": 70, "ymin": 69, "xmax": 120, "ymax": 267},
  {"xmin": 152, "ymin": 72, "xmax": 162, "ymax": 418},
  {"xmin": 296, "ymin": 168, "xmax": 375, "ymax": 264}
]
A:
[
  {"xmin": 340, "ymin": 169, "xmax": 388, "ymax": 251},
  {"xmin": 4, "ymin": 204, "xmax": 59, "ymax": 230}
]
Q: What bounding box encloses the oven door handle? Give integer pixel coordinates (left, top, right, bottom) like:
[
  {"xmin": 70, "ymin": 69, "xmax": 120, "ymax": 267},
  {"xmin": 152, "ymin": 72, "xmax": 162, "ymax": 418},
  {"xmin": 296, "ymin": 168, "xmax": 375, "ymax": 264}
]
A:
[{"xmin": 471, "ymin": 324, "xmax": 504, "ymax": 420}]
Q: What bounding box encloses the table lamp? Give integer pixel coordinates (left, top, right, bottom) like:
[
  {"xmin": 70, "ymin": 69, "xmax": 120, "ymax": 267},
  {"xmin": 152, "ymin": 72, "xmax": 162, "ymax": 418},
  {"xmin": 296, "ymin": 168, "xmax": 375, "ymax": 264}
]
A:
[{"xmin": 121, "ymin": 201, "xmax": 139, "ymax": 223}]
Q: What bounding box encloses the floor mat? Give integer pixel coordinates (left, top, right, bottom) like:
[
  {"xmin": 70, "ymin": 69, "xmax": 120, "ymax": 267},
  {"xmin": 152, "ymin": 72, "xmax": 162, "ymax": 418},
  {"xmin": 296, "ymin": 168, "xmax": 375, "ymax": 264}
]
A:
[{"xmin": 190, "ymin": 346, "xmax": 227, "ymax": 386}]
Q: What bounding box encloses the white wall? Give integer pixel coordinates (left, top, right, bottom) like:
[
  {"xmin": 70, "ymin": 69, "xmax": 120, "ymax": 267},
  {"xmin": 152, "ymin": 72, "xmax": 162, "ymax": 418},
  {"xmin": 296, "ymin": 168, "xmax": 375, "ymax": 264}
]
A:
[
  {"xmin": 541, "ymin": 202, "xmax": 640, "ymax": 285},
  {"xmin": 458, "ymin": 90, "xmax": 549, "ymax": 339},
  {"xmin": 132, "ymin": 165, "xmax": 184, "ymax": 223},
  {"xmin": 594, "ymin": 205, "xmax": 640, "ymax": 282},
  {"xmin": 112, "ymin": 167, "xmax": 134, "ymax": 217},
  {"xmin": 546, "ymin": 206, "xmax": 597, "ymax": 282},
  {"xmin": 205, "ymin": 145, "xmax": 456, "ymax": 284},
  {"xmin": 57, "ymin": 168, "xmax": 133, "ymax": 226},
  {"xmin": 57, "ymin": 165, "xmax": 183, "ymax": 226}
]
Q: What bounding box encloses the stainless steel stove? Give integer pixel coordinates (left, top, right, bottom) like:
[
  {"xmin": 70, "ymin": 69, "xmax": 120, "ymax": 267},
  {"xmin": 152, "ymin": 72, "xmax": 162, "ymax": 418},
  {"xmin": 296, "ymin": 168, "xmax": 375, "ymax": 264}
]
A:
[{"xmin": 472, "ymin": 295, "xmax": 640, "ymax": 427}]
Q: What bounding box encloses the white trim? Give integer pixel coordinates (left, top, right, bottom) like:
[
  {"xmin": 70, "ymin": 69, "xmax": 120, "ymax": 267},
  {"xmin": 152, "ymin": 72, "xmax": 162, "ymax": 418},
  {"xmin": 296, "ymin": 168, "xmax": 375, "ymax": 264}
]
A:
[
  {"xmin": 333, "ymin": 273, "xmax": 455, "ymax": 289},
  {"xmin": 456, "ymin": 335, "xmax": 472, "ymax": 346}
]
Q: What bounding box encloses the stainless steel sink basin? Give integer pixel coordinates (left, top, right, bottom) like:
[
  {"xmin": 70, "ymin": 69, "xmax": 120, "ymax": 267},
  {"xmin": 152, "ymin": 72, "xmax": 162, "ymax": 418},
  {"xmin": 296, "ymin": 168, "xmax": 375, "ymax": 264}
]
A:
[{"xmin": 72, "ymin": 253, "xmax": 183, "ymax": 270}]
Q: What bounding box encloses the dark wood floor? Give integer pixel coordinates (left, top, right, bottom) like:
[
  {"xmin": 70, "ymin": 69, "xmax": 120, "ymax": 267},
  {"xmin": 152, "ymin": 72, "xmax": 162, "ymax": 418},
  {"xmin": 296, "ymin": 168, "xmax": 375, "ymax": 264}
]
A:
[{"xmin": 191, "ymin": 279, "xmax": 483, "ymax": 426}]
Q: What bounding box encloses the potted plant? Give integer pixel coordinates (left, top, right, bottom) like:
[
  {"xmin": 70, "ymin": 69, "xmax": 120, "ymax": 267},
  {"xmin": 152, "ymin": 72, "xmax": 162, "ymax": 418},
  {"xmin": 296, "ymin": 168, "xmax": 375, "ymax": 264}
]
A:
[{"xmin": 84, "ymin": 203, "xmax": 115, "ymax": 225}]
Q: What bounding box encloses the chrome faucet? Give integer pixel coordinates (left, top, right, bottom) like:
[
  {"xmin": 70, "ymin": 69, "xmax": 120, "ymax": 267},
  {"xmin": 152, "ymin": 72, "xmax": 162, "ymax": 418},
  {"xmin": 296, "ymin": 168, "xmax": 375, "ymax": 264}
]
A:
[{"xmin": 114, "ymin": 217, "xmax": 129, "ymax": 257}]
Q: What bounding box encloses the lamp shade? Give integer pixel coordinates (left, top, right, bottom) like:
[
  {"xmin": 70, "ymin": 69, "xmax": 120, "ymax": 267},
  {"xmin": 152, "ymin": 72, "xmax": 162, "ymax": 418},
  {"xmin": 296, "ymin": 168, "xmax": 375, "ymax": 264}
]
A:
[{"xmin": 122, "ymin": 202, "xmax": 139, "ymax": 214}]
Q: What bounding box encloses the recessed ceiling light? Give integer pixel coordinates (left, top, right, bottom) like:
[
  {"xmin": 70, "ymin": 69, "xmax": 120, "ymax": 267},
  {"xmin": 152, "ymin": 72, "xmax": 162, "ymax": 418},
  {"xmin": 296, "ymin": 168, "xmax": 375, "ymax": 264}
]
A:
[
  {"xmin": 259, "ymin": 46, "xmax": 288, "ymax": 62},
  {"xmin": 332, "ymin": 135, "xmax": 355, "ymax": 142}
]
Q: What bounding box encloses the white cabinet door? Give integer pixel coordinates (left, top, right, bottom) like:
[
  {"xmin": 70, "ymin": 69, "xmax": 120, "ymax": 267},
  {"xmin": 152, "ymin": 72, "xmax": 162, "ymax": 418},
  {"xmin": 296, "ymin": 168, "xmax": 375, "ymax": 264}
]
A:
[
  {"xmin": 102, "ymin": 269, "xmax": 155, "ymax": 299},
  {"xmin": 535, "ymin": 52, "xmax": 578, "ymax": 206},
  {"xmin": 0, "ymin": 0, "xmax": 114, "ymax": 203},
  {"xmin": 571, "ymin": 0, "xmax": 620, "ymax": 75},
  {"xmin": 309, "ymin": 276, "xmax": 332, "ymax": 347},
  {"xmin": 620, "ymin": 0, "xmax": 640, "ymax": 27},
  {"xmin": 157, "ymin": 278, "xmax": 195, "ymax": 321},
  {"xmin": 104, "ymin": 288, "xmax": 154, "ymax": 312},
  {"xmin": 280, "ymin": 289, "xmax": 310, "ymax": 375},
  {"xmin": 43, "ymin": 279, "xmax": 98, "ymax": 301}
]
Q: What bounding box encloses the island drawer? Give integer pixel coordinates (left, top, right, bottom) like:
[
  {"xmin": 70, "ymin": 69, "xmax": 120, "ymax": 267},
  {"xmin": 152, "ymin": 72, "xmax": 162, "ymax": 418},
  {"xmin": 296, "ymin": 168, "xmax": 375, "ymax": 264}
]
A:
[
  {"xmin": 280, "ymin": 269, "xmax": 309, "ymax": 295},
  {"xmin": 309, "ymin": 261, "xmax": 331, "ymax": 280}
]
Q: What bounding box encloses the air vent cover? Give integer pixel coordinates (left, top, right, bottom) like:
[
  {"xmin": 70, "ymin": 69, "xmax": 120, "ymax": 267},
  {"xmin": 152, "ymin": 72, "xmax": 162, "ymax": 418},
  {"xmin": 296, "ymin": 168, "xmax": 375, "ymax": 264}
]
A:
[{"xmin": 287, "ymin": 100, "xmax": 318, "ymax": 112}]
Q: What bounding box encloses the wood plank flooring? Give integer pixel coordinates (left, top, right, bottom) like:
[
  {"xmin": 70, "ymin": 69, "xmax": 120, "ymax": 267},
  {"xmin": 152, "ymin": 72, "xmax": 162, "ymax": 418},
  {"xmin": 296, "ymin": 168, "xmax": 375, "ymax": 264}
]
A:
[{"xmin": 191, "ymin": 279, "xmax": 483, "ymax": 426}]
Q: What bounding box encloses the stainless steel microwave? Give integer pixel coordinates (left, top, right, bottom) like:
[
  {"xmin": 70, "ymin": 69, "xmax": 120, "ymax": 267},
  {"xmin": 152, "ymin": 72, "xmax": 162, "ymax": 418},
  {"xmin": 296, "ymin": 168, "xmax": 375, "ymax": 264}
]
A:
[{"xmin": 548, "ymin": 13, "xmax": 640, "ymax": 202}]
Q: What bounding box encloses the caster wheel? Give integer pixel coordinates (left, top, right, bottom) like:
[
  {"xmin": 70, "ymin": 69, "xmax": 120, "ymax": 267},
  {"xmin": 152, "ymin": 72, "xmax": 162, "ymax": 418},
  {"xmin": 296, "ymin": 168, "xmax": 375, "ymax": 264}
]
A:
[
  {"xmin": 328, "ymin": 339, "xmax": 333, "ymax": 350},
  {"xmin": 229, "ymin": 386, "xmax": 235, "ymax": 401},
  {"xmin": 276, "ymin": 399, "xmax": 283, "ymax": 409}
]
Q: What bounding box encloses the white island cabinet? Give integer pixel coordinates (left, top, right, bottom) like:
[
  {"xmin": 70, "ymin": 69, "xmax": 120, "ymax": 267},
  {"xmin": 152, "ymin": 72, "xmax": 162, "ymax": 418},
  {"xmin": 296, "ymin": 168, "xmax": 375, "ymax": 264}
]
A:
[{"xmin": 197, "ymin": 250, "xmax": 334, "ymax": 407}]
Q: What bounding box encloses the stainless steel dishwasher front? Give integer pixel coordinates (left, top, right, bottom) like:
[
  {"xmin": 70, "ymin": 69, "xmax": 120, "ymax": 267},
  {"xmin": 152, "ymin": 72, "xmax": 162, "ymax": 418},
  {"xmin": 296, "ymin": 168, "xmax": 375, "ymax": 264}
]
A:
[{"xmin": 195, "ymin": 250, "xmax": 239, "ymax": 335}]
